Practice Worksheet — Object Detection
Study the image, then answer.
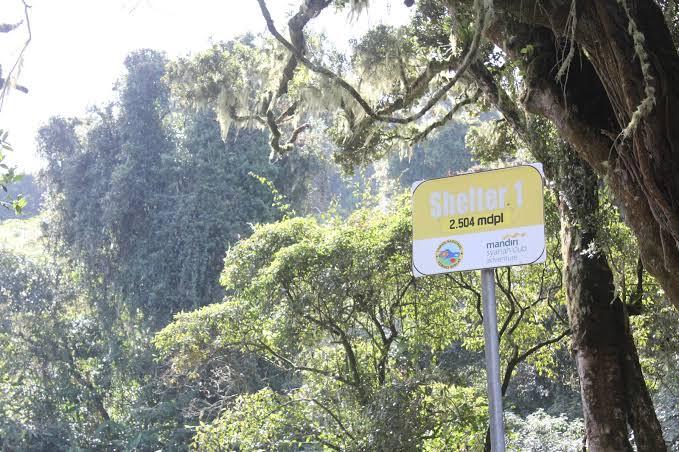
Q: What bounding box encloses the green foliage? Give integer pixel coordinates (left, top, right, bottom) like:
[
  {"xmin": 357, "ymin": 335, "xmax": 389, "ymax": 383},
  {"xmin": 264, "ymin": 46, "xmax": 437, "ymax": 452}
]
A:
[
  {"xmin": 37, "ymin": 50, "xmax": 319, "ymax": 326},
  {"xmin": 13, "ymin": 47, "xmax": 351, "ymax": 449},
  {"xmin": 156, "ymin": 199, "xmax": 570, "ymax": 450},
  {"xmin": 249, "ymin": 172, "xmax": 296, "ymax": 219},
  {"xmin": 192, "ymin": 383, "xmax": 489, "ymax": 451},
  {"xmin": 388, "ymin": 120, "xmax": 473, "ymax": 186},
  {"xmin": 4, "ymin": 4, "xmax": 677, "ymax": 447},
  {"xmin": 0, "ymin": 174, "xmax": 41, "ymax": 220},
  {"xmin": 0, "ymin": 246, "xmax": 195, "ymax": 450},
  {"xmin": 0, "ymin": 251, "xmax": 107, "ymax": 449},
  {"xmin": 466, "ymin": 118, "xmax": 523, "ymax": 164},
  {"xmin": 0, "ymin": 215, "xmax": 44, "ymax": 261},
  {"xmin": 0, "ymin": 130, "xmax": 27, "ymax": 215},
  {"xmin": 506, "ymin": 409, "xmax": 584, "ymax": 451},
  {"xmin": 166, "ymin": 35, "xmax": 282, "ymax": 138}
]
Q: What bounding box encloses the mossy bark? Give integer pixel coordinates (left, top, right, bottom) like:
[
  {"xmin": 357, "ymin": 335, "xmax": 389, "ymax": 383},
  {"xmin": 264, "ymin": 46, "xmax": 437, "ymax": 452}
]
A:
[
  {"xmin": 557, "ymin": 152, "xmax": 665, "ymax": 451},
  {"xmin": 470, "ymin": 45, "xmax": 667, "ymax": 449},
  {"xmin": 486, "ymin": 0, "xmax": 679, "ymax": 312}
]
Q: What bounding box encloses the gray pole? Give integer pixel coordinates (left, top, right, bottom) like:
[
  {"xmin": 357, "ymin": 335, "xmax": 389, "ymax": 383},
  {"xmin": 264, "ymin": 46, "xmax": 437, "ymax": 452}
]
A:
[{"xmin": 481, "ymin": 268, "xmax": 505, "ymax": 451}]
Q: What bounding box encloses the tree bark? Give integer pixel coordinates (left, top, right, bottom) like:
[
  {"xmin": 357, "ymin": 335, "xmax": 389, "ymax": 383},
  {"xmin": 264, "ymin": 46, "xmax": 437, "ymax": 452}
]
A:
[
  {"xmin": 620, "ymin": 318, "xmax": 668, "ymax": 451},
  {"xmin": 469, "ymin": 57, "xmax": 666, "ymax": 450},
  {"xmin": 485, "ymin": 0, "xmax": 679, "ymax": 311},
  {"xmin": 559, "ymin": 156, "xmax": 632, "ymax": 451},
  {"xmin": 557, "ymin": 151, "xmax": 666, "ymax": 451}
]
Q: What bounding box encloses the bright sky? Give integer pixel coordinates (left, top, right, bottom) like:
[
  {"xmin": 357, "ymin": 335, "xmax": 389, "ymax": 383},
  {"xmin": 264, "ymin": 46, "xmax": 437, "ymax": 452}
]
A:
[{"xmin": 1, "ymin": 0, "xmax": 411, "ymax": 173}]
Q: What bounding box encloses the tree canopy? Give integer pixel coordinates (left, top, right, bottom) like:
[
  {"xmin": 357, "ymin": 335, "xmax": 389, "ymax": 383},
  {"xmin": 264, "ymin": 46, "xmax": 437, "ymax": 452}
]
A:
[
  {"xmin": 167, "ymin": 0, "xmax": 679, "ymax": 312},
  {"xmin": 2, "ymin": 1, "xmax": 679, "ymax": 449}
]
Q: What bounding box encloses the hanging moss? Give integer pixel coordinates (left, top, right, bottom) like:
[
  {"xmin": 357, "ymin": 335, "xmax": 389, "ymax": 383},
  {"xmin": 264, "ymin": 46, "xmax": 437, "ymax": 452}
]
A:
[{"xmin": 617, "ymin": 0, "xmax": 657, "ymax": 139}]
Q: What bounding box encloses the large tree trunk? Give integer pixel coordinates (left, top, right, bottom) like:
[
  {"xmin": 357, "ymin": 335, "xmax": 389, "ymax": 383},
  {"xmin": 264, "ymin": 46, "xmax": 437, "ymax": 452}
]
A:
[
  {"xmin": 488, "ymin": 0, "xmax": 679, "ymax": 311},
  {"xmin": 469, "ymin": 56, "xmax": 666, "ymax": 449},
  {"xmin": 557, "ymin": 151, "xmax": 666, "ymax": 451}
]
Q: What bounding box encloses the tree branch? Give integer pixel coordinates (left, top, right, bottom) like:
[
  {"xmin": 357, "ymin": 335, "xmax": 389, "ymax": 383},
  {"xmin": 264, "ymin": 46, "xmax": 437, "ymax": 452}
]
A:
[
  {"xmin": 308, "ymin": 397, "xmax": 356, "ymax": 441},
  {"xmin": 0, "ymin": 0, "xmax": 31, "ymax": 110},
  {"xmin": 256, "ymin": 0, "xmax": 487, "ymax": 125}
]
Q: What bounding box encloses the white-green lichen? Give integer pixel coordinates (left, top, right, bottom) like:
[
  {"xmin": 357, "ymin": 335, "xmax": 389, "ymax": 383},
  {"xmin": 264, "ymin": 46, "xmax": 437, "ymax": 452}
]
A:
[{"xmin": 617, "ymin": 0, "xmax": 656, "ymax": 140}]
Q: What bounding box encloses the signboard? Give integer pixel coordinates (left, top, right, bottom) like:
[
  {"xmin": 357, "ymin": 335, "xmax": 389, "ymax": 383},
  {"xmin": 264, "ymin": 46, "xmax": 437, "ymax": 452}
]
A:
[{"xmin": 412, "ymin": 165, "xmax": 545, "ymax": 276}]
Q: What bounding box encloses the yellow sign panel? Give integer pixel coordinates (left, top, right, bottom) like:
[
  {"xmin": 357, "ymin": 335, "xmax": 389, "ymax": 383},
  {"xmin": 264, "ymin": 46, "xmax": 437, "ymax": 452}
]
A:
[
  {"xmin": 412, "ymin": 165, "xmax": 545, "ymax": 275},
  {"xmin": 413, "ymin": 165, "xmax": 544, "ymax": 240}
]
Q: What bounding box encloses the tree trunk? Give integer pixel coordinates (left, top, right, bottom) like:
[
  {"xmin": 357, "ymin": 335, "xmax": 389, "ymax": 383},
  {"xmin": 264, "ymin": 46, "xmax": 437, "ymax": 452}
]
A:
[
  {"xmin": 487, "ymin": 0, "xmax": 679, "ymax": 311},
  {"xmin": 620, "ymin": 319, "xmax": 668, "ymax": 451},
  {"xmin": 470, "ymin": 52, "xmax": 667, "ymax": 449},
  {"xmin": 557, "ymin": 151, "xmax": 666, "ymax": 451}
]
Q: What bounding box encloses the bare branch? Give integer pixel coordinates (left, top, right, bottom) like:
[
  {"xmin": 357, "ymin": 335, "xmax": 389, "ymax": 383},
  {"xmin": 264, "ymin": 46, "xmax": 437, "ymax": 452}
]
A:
[
  {"xmin": 288, "ymin": 122, "xmax": 311, "ymax": 144},
  {"xmin": 496, "ymin": 269, "xmax": 516, "ymax": 340},
  {"xmin": 0, "ymin": 1, "xmax": 32, "ymax": 111},
  {"xmin": 308, "ymin": 398, "xmax": 356, "ymax": 441},
  {"xmin": 276, "ymin": 101, "xmax": 299, "ymax": 124},
  {"xmin": 410, "ymin": 93, "xmax": 478, "ymax": 143},
  {"xmin": 229, "ymin": 106, "xmax": 266, "ymax": 125},
  {"xmin": 256, "ymin": 0, "xmax": 489, "ymax": 125},
  {"xmin": 500, "ymin": 328, "xmax": 571, "ymax": 396},
  {"xmin": 246, "ymin": 339, "xmax": 358, "ymax": 388},
  {"xmin": 257, "ymin": 0, "xmax": 377, "ymax": 117}
]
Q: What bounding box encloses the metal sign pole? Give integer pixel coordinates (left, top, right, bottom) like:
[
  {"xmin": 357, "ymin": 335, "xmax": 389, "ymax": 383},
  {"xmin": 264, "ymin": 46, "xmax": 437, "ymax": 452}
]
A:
[
  {"xmin": 412, "ymin": 165, "xmax": 545, "ymax": 450},
  {"xmin": 481, "ymin": 268, "xmax": 505, "ymax": 451}
]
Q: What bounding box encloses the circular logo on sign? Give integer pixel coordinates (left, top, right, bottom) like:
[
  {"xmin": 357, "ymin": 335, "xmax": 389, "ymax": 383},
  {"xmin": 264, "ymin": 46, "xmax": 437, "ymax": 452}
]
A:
[{"xmin": 435, "ymin": 239, "xmax": 463, "ymax": 269}]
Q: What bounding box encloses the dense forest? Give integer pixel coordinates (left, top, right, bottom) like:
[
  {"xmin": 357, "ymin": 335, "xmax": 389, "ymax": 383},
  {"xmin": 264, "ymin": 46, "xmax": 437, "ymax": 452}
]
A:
[{"xmin": 2, "ymin": 0, "xmax": 679, "ymax": 450}]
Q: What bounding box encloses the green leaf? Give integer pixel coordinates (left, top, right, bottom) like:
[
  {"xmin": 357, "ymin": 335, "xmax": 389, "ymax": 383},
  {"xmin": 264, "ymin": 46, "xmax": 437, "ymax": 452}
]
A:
[
  {"xmin": 13, "ymin": 195, "xmax": 27, "ymax": 214},
  {"xmin": 520, "ymin": 44, "xmax": 535, "ymax": 56}
]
